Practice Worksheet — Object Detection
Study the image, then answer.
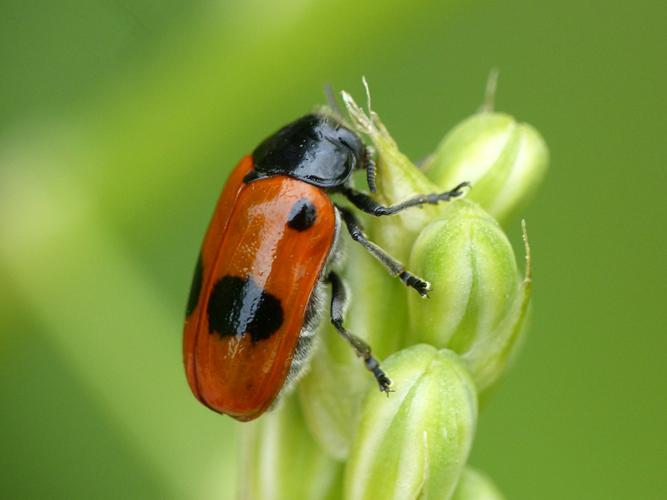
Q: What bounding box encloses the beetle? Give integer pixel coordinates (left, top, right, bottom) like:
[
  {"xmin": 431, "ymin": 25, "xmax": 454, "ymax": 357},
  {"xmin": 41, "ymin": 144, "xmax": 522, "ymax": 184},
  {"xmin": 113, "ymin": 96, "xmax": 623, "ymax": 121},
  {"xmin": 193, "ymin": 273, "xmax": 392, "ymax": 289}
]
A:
[{"xmin": 183, "ymin": 113, "xmax": 468, "ymax": 421}]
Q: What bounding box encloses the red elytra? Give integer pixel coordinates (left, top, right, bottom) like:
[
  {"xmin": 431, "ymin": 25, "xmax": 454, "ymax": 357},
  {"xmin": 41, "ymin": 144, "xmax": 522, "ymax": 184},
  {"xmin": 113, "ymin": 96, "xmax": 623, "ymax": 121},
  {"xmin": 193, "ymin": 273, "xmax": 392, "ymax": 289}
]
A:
[{"xmin": 184, "ymin": 156, "xmax": 336, "ymax": 421}]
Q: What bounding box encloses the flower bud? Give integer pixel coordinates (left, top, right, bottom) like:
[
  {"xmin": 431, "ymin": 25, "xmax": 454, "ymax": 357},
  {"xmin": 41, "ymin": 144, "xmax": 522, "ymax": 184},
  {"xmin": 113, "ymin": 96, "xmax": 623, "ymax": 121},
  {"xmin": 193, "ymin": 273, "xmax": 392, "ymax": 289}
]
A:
[
  {"xmin": 462, "ymin": 220, "xmax": 532, "ymax": 396},
  {"xmin": 344, "ymin": 345, "xmax": 477, "ymax": 500},
  {"xmin": 242, "ymin": 396, "xmax": 343, "ymax": 500},
  {"xmin": 408, "ymin": 200, "xmax": 518, "ymax": 349},
  {"xmin": 407, "ymin": 201, "xmax": 532, "ymax": 393},
  {"xmin": 451, "ymin": 467, "xmax": 506, "ymax": 500},
  {"xmin": 423, "ymin": 112, "xmax": 548, "ymax": 225}
]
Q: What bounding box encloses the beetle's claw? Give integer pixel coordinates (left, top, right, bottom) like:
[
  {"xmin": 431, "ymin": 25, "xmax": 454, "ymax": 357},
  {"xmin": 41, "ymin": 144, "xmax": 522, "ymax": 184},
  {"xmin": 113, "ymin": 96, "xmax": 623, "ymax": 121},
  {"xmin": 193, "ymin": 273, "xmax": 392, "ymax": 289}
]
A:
[{"xmin": 414, "ymin": 278, "xmax": 432, "ymax": 298}]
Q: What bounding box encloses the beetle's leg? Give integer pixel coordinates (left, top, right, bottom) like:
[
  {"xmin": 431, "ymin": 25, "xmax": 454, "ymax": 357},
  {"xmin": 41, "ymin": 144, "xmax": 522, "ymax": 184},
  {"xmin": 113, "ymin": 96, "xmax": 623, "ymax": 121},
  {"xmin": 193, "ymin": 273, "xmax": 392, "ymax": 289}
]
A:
[
  {"xmin": 335, "ymin": 205, "xmax": 431, "ymax": 297},
  {"xmin": 340, "ymin": 181, "xmax": 470, "ymax": 216},
  {"xmin": 325, "ymin": 271, "xmax": 392, "ymax": 393}
]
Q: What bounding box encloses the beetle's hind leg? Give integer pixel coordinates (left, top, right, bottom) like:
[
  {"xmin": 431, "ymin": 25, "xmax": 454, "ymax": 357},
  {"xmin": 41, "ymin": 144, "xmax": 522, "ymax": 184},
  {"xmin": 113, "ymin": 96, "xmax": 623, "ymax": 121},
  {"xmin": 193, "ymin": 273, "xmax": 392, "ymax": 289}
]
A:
[
  {"xmin": 335, "ymin": 205, "xmax": 431, "ymax": 297},
  {"xmin": 325, "ymin": 271, "xmax": 392, "ymax": 393}
]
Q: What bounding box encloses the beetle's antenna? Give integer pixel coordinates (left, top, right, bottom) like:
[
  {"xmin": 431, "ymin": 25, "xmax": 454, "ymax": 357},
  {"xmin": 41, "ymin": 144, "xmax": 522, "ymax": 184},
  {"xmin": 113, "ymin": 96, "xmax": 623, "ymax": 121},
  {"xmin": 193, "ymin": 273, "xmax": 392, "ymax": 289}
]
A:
[{"xmin": 365, "ymin": 146, "xmax": 377, "ymax": 193}]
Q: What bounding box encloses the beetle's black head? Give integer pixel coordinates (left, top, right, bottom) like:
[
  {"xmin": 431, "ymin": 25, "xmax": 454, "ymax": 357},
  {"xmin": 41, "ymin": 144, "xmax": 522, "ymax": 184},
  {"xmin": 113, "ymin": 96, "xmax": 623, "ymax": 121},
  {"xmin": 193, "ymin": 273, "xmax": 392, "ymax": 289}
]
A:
[{"xmin": 248, "ymin": 114, "xmax": 368, "ymax": 189}]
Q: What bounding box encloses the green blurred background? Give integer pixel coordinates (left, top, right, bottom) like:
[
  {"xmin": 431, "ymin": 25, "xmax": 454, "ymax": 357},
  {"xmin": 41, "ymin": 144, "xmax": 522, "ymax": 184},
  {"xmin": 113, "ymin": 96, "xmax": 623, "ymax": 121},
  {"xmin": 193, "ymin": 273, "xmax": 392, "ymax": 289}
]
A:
[{"xmin": 1, "ymin": 0, "xmax": 664, "ymax": 498}]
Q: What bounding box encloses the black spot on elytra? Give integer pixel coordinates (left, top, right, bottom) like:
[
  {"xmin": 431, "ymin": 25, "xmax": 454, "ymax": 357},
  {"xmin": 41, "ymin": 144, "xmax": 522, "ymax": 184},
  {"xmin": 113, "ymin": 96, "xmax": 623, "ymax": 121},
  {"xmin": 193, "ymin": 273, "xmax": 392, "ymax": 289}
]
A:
[
  {"xmin": 207, "ymin": 275, "xmax": 283, "ymax": 342},
  {"xmin": 185, "ymin": 254, "xmax": 204, "ymax": 317},
  {"xmin": 287, "ymin": 198, "xmax": 317, "ymax": 231}
]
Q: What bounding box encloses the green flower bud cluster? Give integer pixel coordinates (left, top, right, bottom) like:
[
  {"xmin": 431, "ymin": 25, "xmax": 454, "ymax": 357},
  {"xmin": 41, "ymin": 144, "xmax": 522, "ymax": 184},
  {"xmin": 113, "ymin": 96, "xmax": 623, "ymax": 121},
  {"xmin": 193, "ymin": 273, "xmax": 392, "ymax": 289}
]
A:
[
  {"xmin": 240, "ymin": 79, "xmax": 547, "ymax": 499},
  {"xmin": 423, "ymin": 113, "xmax": 548, "ymax": 226}
]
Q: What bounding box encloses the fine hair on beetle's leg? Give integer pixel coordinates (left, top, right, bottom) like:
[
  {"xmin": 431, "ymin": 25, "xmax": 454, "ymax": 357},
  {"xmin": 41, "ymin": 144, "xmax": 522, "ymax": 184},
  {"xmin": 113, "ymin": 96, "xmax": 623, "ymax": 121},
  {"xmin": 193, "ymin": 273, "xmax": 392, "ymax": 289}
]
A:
[
  {"xmin": 340, "ymin": 181, "xmax": 470, "ymax": 216},
  {"xmin": 325, "ymin": 271, "xmax": 392, "ymax": 393},
  {"xmin": 335, "ymin": 204, "xmax": 431, "ymax": 297}
]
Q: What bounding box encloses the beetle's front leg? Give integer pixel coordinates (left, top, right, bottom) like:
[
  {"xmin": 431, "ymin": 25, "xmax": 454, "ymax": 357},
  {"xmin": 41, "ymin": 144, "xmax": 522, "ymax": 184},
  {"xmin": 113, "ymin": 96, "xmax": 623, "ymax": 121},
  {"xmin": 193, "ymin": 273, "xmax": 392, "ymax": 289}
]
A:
[{"xmin": 340, "ymin": 182, "xmax": 469, "ymax": 216}]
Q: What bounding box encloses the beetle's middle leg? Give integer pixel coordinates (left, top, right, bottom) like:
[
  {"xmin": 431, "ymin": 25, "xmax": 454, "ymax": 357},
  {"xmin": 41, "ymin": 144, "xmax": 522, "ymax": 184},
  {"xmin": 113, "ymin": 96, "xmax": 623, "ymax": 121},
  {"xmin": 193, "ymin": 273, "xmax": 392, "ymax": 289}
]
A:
[{"xmin": 335, "ymin": 204, "xmax": 431, "ymax": 297}]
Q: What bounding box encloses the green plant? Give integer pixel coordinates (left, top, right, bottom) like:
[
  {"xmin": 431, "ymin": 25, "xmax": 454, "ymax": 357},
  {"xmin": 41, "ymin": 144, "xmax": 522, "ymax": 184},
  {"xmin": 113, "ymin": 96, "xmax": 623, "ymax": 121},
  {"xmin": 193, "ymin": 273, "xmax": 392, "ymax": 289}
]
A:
[{"xmin": 240, "ymin": 77, "xmax": 547, "ymax": 500}]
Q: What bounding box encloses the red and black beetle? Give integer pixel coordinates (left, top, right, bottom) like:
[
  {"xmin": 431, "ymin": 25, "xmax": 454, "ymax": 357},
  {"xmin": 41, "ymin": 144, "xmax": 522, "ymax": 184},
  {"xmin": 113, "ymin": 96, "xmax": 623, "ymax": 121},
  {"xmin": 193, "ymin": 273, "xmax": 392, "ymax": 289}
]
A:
[{"xmin": 183, "ymin": 113, "xmax": 467, "ymax": 421}]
